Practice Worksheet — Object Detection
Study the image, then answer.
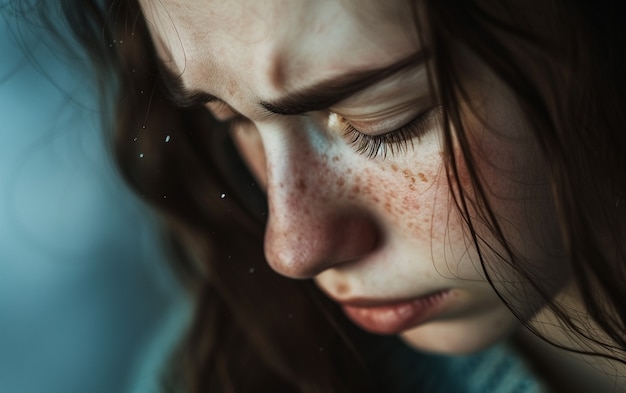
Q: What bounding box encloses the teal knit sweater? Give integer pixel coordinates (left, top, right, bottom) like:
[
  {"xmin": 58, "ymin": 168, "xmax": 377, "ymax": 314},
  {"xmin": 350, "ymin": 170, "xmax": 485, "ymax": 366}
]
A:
[{"xmin": 363, "ymin": 335, "xmax": 549, "ymax": 392}]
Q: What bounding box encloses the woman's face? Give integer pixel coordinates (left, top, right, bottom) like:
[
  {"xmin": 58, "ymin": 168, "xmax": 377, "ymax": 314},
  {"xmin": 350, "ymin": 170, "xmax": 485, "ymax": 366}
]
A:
[{"xmin": 140, "ymin": 0, "xmax": 568, "ymax": 354}]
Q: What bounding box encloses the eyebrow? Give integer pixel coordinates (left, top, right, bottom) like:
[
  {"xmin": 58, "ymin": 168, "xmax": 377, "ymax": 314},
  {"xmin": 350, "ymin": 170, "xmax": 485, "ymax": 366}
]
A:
[
  {"xmin": 158, "ymin": 50, "xmax": 428, "ymax": 116},
  {"xmin": 159, "ymin": 65, "xmax": 218, "ymax": 108}
]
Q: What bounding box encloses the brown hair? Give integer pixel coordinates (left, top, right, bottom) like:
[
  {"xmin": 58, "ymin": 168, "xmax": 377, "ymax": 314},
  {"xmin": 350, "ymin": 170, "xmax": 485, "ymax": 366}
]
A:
[
  {"xmin": 422, "ymin": 0, "xmax": 626, "ymax": 361},
  {"xmin": 39, "ymin": 0, "xmax": 626, "ymax": 391}
]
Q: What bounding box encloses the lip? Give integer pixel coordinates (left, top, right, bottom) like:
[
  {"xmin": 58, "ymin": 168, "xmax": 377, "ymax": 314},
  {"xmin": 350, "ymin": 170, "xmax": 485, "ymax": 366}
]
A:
[{"xmin": 338, "ymin": 290, "xmax": 451, "ymax": 334}]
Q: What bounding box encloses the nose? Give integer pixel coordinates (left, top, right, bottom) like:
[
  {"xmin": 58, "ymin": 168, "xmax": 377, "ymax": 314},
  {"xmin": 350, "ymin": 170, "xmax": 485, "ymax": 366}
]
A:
[{"xmin": 261, "ymin": 121, "xmax": 379, "ymax": 279}]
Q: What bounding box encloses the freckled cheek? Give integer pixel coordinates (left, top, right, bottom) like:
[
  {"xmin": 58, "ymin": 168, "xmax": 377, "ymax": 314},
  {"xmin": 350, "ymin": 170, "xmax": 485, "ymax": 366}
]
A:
[
  {"xmin": 231, "ymin": 124, "xmax": 461, "ymax": 245},
  {"xmin": 354, "ymin": 152, "xmax": 456, "ymax": 243}
]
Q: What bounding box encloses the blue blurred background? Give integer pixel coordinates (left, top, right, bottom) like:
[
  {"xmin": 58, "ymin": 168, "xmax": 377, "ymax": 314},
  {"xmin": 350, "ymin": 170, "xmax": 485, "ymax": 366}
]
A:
[{"xmin": 1, "ymin": 5, "xmax": 189, "ymax": 393}]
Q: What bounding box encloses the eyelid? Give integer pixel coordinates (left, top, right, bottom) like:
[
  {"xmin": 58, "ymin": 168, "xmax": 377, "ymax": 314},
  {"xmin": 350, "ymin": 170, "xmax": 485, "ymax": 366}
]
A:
[
  {"xmin": 329, "ymin": 66, "xmax": 429, "ymax": 113},
  {"xmin": 331, "ymin": 97, "xmax": 431, "ymax": 132},
  {"xmin": 331, "ymin": 100, "xmax": 429, "ymax": 135},
  {"xmin": 341, "ymin": 112, "xmax": 420, "ymax": 136},
  {"xmin": 339, "ymin": 105, "xmax": 442, "ymax": 159}
]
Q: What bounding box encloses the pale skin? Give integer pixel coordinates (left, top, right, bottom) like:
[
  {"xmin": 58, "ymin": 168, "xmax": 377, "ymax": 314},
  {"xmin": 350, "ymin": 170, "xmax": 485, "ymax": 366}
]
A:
[{"xmin": 139, "ymin": 0, "xmax": 625, "ymax": 390}]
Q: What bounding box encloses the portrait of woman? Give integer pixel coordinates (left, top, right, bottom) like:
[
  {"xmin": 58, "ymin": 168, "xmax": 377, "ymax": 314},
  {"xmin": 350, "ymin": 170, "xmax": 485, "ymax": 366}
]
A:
[{"xmin": 14, "ymin": 0, "xmax": 626, "ymax": 391}]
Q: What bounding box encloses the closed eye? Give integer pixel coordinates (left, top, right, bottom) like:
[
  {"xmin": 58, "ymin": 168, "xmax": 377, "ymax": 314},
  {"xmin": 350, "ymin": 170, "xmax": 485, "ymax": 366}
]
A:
[{"xmin": 340, "ymin": 106, "xmax": 442, "ymax": 159}]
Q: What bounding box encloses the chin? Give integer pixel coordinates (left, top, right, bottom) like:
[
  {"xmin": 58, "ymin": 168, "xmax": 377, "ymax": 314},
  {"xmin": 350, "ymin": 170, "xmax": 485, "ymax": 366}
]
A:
[{"xmin": 398, "ymin": 311, "xmax": 521, "ymax": 355}]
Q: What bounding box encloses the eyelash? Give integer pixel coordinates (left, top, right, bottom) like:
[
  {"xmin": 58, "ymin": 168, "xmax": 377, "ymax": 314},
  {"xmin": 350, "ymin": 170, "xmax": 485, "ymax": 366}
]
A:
[
  {"xmin": 340, "ymin": 106, "xmax": 441, "ymax": 159},
  {"xmin": 220, "ymin": 105, "xmax": 442, "ymax": 160}
]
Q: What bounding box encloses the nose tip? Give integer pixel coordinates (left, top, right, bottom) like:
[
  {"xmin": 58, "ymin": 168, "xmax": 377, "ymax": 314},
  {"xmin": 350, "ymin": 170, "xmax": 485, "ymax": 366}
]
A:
[
  {"xmin": 257, "ymin": 119, "xmax": 380, "ymax": 279},
  {"xmin": 264, "ymin": 212, "xmax": 379, "ymax": 279}
]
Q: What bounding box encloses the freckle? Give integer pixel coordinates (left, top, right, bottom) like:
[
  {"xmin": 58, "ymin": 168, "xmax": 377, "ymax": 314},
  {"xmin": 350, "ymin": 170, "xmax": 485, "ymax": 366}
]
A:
[
  {"xmin": 411, "ymin": 177, "xmax": 416, "ymax": 183},
  {"xmin": 347, "ymin": 168, "xmax": 352, "ymax": 174},
  {"xmin": 336, "ymin": 282, "xmax": 349, "ymax": 296},
  {"xmin": 373, "ymin": 196, "xmax": 380, "ymax": 203},
  {"xmin": 336, "ymin": 178, "xmax": 345, "ymax": 187},
  {"xmin": 384, "ymin": 201, "xmax": 392, "ymax": 213},
  {"xmin": 351, "ymin": 185, "xmax": 360, "ymax": 194},
  {"xmin": 296, "ymin": 179, "xmax": 307, "ymax": 192},
  {"xmin": 419, "ymin": 173, "xmax": 428, "ymax": 182},
  {"xmin": 409, "ymin": 184, "xmax": 416, "ymax": 191},
  {"xmin": 332, "ymin": 156, "xmax": 339, "ymax": 162},
  {"xmin": 391, "ymin": 164, "xmax": 398, "ymax": 172},
  {"xmin": 227, "ymin": 80, "xmax": 237, "ymax": 96}
]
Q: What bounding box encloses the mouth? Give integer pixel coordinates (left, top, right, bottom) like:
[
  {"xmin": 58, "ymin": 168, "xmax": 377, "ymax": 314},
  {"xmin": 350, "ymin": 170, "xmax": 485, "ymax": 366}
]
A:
[{"xmin": 337, "ymin": 290, "xmax": 452, "ymax": 334}]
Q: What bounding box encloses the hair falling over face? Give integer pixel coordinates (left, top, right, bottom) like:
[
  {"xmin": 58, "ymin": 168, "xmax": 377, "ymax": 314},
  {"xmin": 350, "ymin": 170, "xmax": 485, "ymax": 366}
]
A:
[{"xmin": 37, "ymin": 0, "xmax": 626, "ymax": 391}]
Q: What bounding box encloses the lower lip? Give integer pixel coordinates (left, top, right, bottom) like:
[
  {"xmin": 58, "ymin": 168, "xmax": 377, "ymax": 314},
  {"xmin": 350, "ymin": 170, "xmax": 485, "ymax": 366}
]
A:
[{"xmin": 341, "ymin": 290, "xmax": 451, "ymax": 334}]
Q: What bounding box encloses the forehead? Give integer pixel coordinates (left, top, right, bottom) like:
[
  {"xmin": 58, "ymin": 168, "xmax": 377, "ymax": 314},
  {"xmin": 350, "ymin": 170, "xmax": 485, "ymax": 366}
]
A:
[{"xmin": 139, "ymin": 0, "xmax": 420, "ymax": 102}]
